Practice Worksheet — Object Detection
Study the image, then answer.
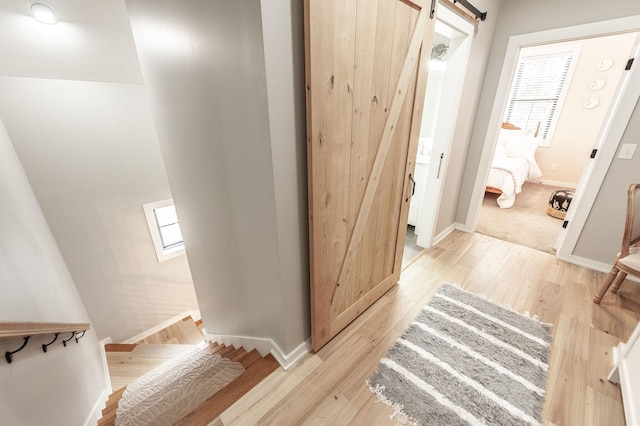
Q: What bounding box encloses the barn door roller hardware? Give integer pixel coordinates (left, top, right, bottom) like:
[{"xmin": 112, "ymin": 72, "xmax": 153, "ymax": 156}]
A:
[{"xmin": 453, "ymin": 0, "xmax": 487, "ymax": 21}]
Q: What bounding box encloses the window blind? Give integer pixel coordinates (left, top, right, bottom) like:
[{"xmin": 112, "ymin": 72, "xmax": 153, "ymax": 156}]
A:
[{"xmin": 504, "ymin": 53, "xmax": 574, "ymax": 140}]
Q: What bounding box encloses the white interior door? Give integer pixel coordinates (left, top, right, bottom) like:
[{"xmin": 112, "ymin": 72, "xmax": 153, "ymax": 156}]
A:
[
  {"xmin": 414, "ymin": 7, "xmax": 474, "ymax": 248},
  {"xmin": 555, "ymin": 34, "xmax": 640, "ymax": 257}
]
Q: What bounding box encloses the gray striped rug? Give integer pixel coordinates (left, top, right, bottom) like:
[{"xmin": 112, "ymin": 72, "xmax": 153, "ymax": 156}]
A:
[{"xmin": 368, "ymin": 284, "xmax": 552, "ymax": 426}]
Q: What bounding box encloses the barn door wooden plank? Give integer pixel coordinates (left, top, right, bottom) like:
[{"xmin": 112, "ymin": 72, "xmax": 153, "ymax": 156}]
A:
[
  {"xmin": 330, "ymin": 9, "xmax": 428, "ymax": 317},
  {"xmin": 307, "ymin": 0, "xmax": 435, "ymax": 351}
]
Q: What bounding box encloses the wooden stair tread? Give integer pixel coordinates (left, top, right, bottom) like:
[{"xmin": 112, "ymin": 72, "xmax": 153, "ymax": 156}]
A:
[
  {"xmin": 238, "ymin": 348, "xmax": 263, "ymax": 368},
  {"xmin": 215, "ymin": 344, "xmax": 238, "ymax": 358},
  {"xmin": 229, "ymin": 347, "xmax": 248, "ymax": 362},
  {"xmin": 174, "ymin": 353, "xmax": 280, "ymax": 426},
  {"xmin": 104, "ymin": 343, "xmax": 137, "ymax": 352},
  {"xmin": 100, "ymin": 338, "xmax": 278, "ymax": 426},
  {"xmin": 98, "ymin": 387, "xmax": 125, "ymax": 426}
]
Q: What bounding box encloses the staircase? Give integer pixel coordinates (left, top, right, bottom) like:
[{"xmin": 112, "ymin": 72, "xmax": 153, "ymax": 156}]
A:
[{"xmin": 98, "ymin": 318, "xmax": 280, "ymax": 425}]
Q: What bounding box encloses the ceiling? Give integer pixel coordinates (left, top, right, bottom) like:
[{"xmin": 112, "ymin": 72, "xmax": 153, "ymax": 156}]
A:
[{"xmin": 0, "ymin": 0, "xmax": 143, "ymax": 83}]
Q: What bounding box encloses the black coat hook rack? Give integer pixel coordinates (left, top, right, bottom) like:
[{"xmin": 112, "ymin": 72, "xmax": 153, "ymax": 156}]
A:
[
  {"xmin": 42, "ymin": 333, "xmax": 60, "ymax": 353},
  {"xmin": 2, "ymin": 321, "xmax": 91, "ymax": 364},
  {"xmin": 6, "ymin": 336, "xmax": 30, "ymax": 364},
  {"xmin": 62, "ymin": 331, "xmax": 76, "ymax": 347}
]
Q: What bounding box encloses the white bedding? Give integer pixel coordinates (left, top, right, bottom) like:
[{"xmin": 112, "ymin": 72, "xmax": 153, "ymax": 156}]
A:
[
  {"xmin": 487, "ymin": 157, "xmax": 530, "ymax": 208},
  {"xmin": 487, "ymin": 128, "xmax": 543, "ymax": 208}
]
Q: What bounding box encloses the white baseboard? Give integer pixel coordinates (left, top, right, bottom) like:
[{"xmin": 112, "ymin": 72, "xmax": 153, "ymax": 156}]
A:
[
  {"xmin": 531, "ymin": 179, "xmax": 577, "ymax": 189},
  {"xmin": 555, "ymin": 253, "xmax": 640, "ymax": 283},
  {"xmin": 123, "ymin": 310, "xmax": 201, "ymax": 344},
  {"xmin": 556, "ymin": 253, "xmax": 611, "ymax": 273},
  {"xmin": 202, "ymin": 331, "xmax": 311, "ymax": 371},
  {"xmin": 432, "ymin": 223, "xmax": 457, "ymax": 246},
  {"xmin": 99, "ymin": 337, "xmax": 113, "ymax": 396},
  {"xmin": 85, "ymin": 389, "xmax": 109, "ymax": 426}
]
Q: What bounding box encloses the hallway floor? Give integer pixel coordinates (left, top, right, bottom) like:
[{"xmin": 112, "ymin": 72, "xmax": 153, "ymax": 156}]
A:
[{"xmin": 212, "ymin": 231, "xmax": 639, "ymax": 425}]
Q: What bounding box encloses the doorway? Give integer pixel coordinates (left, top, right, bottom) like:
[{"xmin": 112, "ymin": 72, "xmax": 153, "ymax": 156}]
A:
[
  {"xmin": 408, "ymin": 5, "xmax": 475, "ymax": 251},
  {"xmin": 475, "ymin": 32, "xmax": 639, "ymax": 254},
  {"xmin": 465, "ymin": 16, "xmax": 640, "ymax": 264}
]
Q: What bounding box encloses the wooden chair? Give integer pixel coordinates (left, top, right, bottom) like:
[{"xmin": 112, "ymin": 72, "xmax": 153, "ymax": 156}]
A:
[{"xmin": 594, "ymin": 183, "xmax": 640, "ymax": 304}]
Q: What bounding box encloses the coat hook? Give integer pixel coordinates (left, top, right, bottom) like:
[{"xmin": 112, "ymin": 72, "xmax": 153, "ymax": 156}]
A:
[
  {"xmin": 42, "ymin": 333, "xmax": 60, "ymax": 353},
  {"xmin": 62, "ymin": 332, "xmax": 75, "ymax": 347},
  {"xmin": 75, "ymin": 330, "xmax": 86, "ymax": 343},
  {"xmin": 6, "ymin": 336, "xmax": 31, "ymax": 364}
]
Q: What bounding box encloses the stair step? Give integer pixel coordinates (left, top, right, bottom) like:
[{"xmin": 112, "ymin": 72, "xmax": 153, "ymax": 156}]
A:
[
  {"xmin": 134, "ymin": 316, "xmax": 203, "ymax": 346},
  {"xmin": 104, "ymin": 343, "xmax": 137, "ymax": 352},
  {"xmin": 98, "ymin": 387, "xmax": 125, "ymax": 426},
  {"xmin": 238, "ymin": 348, "xmax": 263, "ymax": 368},
  {"xmin": 99, "ymin": 342, "xmax": 279, "ymax": 426},
  {"xmin": 215, "ymin": 344, "xmax": 238, "ymax": 359},
  {"xmin": 229, "ymin": 347, "xmax": 248, "ymax": 362},
  {"xmin": 174, "ymin": 353, "xmax": 280, "ymax": 425}
]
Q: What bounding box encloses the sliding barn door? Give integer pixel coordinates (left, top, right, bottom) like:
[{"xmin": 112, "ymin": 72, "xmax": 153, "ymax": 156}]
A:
[{"xmin": 306, "ymin": 0, "xmax": 435, "ymax": 351}]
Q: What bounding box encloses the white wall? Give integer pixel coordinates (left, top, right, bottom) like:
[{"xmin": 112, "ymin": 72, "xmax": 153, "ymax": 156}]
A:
[
  {"xmin": 456, "ymin": 0, "xmax": 640, "ymax": 226},
  {"xmin": 433, "ymin": 0, "xmax": 503, "ymax": 236},
  {"xmin": 534, "ymin": 32, "xmax": 637, "ymax": 186},
  {"xmin": 0, "ymin": 118, "xmax": 106, "ymax": 425},
  {"xmin": 0, "ymin": 77, "xmax": 198, "ymax": 342},
  {"xmin": 127, "ymin": 0, "xmax": 308, "ymax": 353},
  {"xmin": 260, "ymin": 0, "xmax": 310, "ymax": 351}
]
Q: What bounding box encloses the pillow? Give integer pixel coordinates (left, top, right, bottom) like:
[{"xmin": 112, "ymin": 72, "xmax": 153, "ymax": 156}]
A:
[
  {"xmin": 502, "ymin": 134, "xmax": 542, "ymax": 179},
  {"xmin": 505, "ymin": 135, "xmax": 538, "ymax": 158},
  {"xmin": 499, "ymin": 128, "xmax": 534, "ymax": 139},
  {"xmin": 493, "ymin": 141, "xmax": 508, "ymax": 159}
]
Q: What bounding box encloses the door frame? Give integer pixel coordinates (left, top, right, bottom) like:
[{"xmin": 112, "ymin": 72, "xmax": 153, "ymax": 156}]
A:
[
  {"xmin": 464, "ymin": 14, "xmax": 640, "ymax": 269},
  {"xmin": 415, "ymin": 5, "xmax": 475, "ymax": 248}
]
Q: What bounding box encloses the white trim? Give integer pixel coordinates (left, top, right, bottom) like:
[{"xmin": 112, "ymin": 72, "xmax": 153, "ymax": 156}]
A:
[
  {"xmin": 465, "ymin": 15, "xmax": 640, "ymax": 265},
  {"xmin": 85, "ymin": 389, "xmax": 109, "ymax": 426},
  {"xmin": 533, "ymin": 179, "xmax": 577, "ymax": 189},
  {"xmin": 556, "ymin": 33, "xmax": 640, "ymax": 260},
  {"xmin": 415, "ymin": 6, "xmax": 475, "ymax": 249},
  {"xmin": 554, "ymin": 254, "xmax": 612, "ymax": 273},
  {"xmin": 202, "ymin": 331, "xmax": 311, "ymax": 371},
  {"xmin": 123, "ymin": 310, "xmax": 201, "ymax": 344},
  {"xmin": 556, "ymin": 253, "xmax": 640, "ymax": 283},
  {"xmin": 506, "ymin": 43, "xmax": 582, "ymax": 148},
  {"xmin": 99, "ymin": 336, "xmax": 113, "ymax": 396},
  {"xmin": 609, "ymin": 321, "xmax": 640, "ymax": 425},
  {"xmin": 431, "ymin": 222, "xmax": 462, "ymax": 246},
  {"xmin": 609, "ymin": 342, "xmax": 625, "ymax": 383}
]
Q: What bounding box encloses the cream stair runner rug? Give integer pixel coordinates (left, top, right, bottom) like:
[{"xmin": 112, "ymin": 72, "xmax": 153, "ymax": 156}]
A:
[
  {"xmin": 130, "ymin": 343, "xmax": 196, "ymax": 358},
  {"xmin": 116, "ymin": 343, "xmax": 244, "ymax": 425}
]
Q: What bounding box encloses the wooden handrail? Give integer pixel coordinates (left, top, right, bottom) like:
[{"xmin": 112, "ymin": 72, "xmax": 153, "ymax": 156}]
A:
[{"xmin": 0, "ymin": 321, "xmax": 90, "ymax": 342}]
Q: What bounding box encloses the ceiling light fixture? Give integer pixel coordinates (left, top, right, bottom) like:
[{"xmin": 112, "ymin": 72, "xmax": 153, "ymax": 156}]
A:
[{"xmin": 30, "ymin": 2, "xmax": 58, "ymax": 25}]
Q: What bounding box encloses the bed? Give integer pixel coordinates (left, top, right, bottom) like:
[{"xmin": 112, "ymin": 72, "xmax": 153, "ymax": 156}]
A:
[{"xmin": 486, "ymin": 123, "xmax": 543, "ymax": 208}]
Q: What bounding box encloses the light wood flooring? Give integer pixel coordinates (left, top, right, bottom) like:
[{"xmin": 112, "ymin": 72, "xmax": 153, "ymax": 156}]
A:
[{"xmin": 213, "ymin": 230, "xmax": 640, "ymax": 425}]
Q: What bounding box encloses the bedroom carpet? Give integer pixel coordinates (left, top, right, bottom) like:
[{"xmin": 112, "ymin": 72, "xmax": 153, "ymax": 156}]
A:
[
  {"xmin": 368, "ymin": 284, "xmax": 551, "ymax": 426},
  {"xmin": 477, "ymin": 182, "xmax": 565, "ymax": 254}
]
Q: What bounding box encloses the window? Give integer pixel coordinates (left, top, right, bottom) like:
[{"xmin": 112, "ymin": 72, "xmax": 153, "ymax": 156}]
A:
[
  {"xmin": 504, "ymin": 44, "xmax": 581, "ymax": 147},
  {"xmin": 143, "ymin": 199, "xmax": 185, "ymax": 262}
]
